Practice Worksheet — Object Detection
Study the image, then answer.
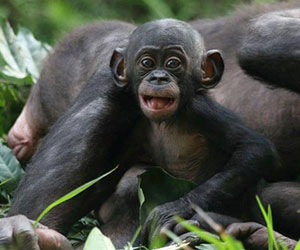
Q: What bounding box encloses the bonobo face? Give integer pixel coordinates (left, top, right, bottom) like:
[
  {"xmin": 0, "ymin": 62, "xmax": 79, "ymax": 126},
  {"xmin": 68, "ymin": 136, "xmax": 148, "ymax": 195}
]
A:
[
  {"xmin": 133, "ymin": 44, "xmax": 185, "ymax": 121},
  {"xmin": 110, "ymin": 19, "xmax": 224, "ymax": 122}
]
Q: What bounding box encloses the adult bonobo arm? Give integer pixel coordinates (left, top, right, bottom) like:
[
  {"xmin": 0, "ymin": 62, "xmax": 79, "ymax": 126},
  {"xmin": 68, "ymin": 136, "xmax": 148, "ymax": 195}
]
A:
[
  {"xmin": 238, "ymin": 9, "xmax": 300, "ymax": 93},
  {"xmin": 227, "ymin": 222, "xmax": 298, "ymax": 250},
  {"xmin": 8, "ymin": 70, "xmax": 140, "ymax": 232}
]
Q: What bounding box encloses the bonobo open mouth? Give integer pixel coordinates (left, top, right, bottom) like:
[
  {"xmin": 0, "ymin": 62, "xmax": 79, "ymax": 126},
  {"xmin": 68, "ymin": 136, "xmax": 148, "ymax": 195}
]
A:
[
  {"xmin": 139, "ymin": 93, "xmax": 179, "ymax": 121},
  {"xmin": 141, "ymin": 95, "xmax": 175, "ymax": 110},
  {"xmin": 138, "ymin": 82, "xmax": 180, "ymax": 120}
]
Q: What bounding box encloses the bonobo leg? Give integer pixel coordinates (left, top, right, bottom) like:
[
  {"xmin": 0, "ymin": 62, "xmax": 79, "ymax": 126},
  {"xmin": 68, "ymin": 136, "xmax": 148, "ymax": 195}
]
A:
[
  {"xmin": 98, "ymin": 167, "xmax": 145, "ymax": 248},
  {"xmin": 7, "ymin": 84, "xmax": 46, "ymax": 162},
  {"xmin": 238, "ymin": 8, "xmax": 300, "ymax": 93}
]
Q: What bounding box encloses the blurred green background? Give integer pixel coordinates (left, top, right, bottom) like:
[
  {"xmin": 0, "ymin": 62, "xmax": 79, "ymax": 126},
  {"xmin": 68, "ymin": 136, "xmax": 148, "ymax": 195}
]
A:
[{"xmin": 0, "ymin": 0, "xmax": 279, "ymax": 45}]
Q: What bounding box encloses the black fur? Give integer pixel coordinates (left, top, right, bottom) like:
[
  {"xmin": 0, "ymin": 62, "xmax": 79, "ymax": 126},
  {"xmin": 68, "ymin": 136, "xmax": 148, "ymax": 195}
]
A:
[{"xmin": 8, "ymin": 19, "xmax": 278, "ymax": 248}]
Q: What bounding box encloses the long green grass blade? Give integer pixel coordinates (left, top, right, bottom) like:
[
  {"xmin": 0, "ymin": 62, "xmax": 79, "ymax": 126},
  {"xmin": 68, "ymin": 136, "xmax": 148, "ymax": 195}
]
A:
[
  {"xmin": 33, "ymin": 166, "xmax": 118, "ymax": 228},
  {"xmin": 256, "ymin": 196, "xmax": 279, "ymax": 250},
  {"xmin": 175, "ymin": 217, "xmax": 225, "ymax": 250},
  {"xmin": 0, "ymin": 178, "xmax": 11, "ymax": 186},
  {"xmin": 162, "ymin": 229, "xmax": 182, "ymax": 245},
  {"xmin": 221, "ymin": 234, "xmax": 244, "ymax": 250},
  {"xmin": 130, "ymin": 225, "xmax": 142, "ymax": 246}
]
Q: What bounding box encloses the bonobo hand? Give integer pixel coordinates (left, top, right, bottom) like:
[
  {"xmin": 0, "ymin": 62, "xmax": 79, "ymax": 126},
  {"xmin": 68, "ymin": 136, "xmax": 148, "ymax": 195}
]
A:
[
  {"xmin": 0, "ymin": 215, "xmax": 72, "ymax": 250},
  {"xmin": 227, "ymin": 222, "xmax": 297, "ymax": 250},
  {"xmin": 173, "ymin": 212, "xmax": 240, "ymax": 236},
  {"xmin": 141, "ymin": 199, "xmax": 193, "ymax": 244}
]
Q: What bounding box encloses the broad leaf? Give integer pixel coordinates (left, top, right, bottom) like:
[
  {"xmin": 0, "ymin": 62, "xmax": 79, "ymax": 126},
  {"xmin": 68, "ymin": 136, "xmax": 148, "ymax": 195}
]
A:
[
  {"xmin": 0, "ymin": 142, "xmax": 23, "ymax": 193},
  {"xmin": 0, "ymin": 19, "xmax": 50, "ymax": 82},
  {"xmin": 83, "ymin": 227, "xmax": 116, "ymax": 250},
  {"xmin": 138, "ymin": 168, "xmax": 196, "ymax": 225}
]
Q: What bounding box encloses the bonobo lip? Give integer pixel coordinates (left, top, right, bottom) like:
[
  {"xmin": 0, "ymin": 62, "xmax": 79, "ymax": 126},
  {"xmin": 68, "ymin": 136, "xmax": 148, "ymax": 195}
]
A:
[
  {"xmin": 140, "ymin": 95, "xmax": 176, "ymax": 111},
  {"xmin": 138, "ymin": 83, "xmax": 180, "ymax": 120}
]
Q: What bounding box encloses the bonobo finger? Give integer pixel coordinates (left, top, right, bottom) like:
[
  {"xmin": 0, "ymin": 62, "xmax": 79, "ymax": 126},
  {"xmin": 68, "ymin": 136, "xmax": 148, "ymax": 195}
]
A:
[
  {"xmin": 173, "ymin": 220, "xmax": 200, "ymax": 235},
  {"xmin": 0, "ymin": 218, "xmax": 14, "ymax": 249},
  {"xmin": 36, "ymin": 229, "xmax": 72, "ymax": 250},
  {"xmin": 226, "ymin": 222, "xmax": 268, "ymax": 250},
  {"xmin": 166, "ymin": 232, "xmax": 204, "ymax": 247},
  {"xmin": 0, "ymin": 215, "xmax": 40, "ymax": 250},
  {"xmin": 227, "ymin": 222, "xmax": 297, "ymax": 250},
  {"xmin": 160, "ymin": 221, "xmax": 177, "ymax": 238},
  {"xmin": 226, "ymin": 222, "xmax": 263, "ymax": 237}
]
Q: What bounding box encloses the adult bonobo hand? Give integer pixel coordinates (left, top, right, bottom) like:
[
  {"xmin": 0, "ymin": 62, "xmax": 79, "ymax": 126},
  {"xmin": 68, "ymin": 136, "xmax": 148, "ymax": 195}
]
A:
[
  {"xmin": 0, "ymin": 215, "xmax": 72, "ymax": 250},
  {"xmin": 227, "ymin": 222, "xmax": 297, "ymax": 250}
]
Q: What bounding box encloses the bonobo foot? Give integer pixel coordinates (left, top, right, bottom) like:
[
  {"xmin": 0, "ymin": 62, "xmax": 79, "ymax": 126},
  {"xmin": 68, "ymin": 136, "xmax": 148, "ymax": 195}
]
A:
[{"xmin": 7, "ymin": 106, "xmax": 40, "ymax": 162}]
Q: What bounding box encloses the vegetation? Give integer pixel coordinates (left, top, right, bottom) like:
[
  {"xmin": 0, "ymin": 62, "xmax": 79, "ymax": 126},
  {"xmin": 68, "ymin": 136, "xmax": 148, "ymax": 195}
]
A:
[{"xmin": 0, "ymin": 0, "xmax": 290, "ymax": 249}]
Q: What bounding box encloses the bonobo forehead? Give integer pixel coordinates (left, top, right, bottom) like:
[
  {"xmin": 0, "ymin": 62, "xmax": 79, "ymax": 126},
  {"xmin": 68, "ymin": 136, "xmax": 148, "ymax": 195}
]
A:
[{"xmin": 126, "ymin": 19, "xmax": 205, "ymax": 59}]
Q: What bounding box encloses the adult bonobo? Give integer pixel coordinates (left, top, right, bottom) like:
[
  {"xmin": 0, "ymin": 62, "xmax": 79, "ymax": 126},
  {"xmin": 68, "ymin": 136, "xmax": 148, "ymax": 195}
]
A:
[
  {"xmin": 1, "ymin": 19, "xmax": 277, "ymax": 249},
  {"xmin": 226, "ymin": 8, "xmax": 300, "ymax": 250}
]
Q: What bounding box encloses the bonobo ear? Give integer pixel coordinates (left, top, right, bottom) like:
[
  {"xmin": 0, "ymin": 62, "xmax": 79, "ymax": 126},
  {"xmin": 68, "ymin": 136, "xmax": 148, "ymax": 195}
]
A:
[
  {"xmin": 110, "ymin": 48, "xmax": 128, "ymax": 87},
  {"xmin": 200, "ymin": 49, "xmax": 224, "ymax": 89}
]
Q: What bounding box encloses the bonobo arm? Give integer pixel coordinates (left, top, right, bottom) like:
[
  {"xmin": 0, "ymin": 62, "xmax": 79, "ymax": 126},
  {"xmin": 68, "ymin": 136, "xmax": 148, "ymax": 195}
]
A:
[
  {"xmin": 143, "ymin": 96, "xmax": 280, "ymax": 242},
  {"xmin": 185, "ymin": 96, "xmax": 280, "ymax": 211},
  {"xmin": 238, "ymin": 9, "xmax": 300, "ymax": 93},
  {"xmin": 9, "ymin": 71, "xmax": 140, "ymax": 233}
]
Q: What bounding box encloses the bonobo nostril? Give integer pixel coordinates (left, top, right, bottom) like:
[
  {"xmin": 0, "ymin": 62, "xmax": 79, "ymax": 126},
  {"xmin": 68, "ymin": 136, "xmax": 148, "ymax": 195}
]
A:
[{"xmin": 149, "ymin": 71, "xmax": 169, "ymax": 85}]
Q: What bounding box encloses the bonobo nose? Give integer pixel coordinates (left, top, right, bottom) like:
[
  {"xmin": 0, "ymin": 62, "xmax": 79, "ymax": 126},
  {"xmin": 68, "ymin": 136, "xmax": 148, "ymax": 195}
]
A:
[{"xmin": 149, "ymin": 70, "xmax": 170, "ymax": 85}]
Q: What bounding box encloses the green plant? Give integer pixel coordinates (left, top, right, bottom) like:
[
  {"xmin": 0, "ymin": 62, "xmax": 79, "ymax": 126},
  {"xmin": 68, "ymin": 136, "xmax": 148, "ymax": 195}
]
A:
[
  {"xmin": 33, "ymin": 166, "xmax": 118, "ymax": 228},
  {"xmin": 0, "ymin": 19, "xmax": 50, "ymax": 137}
]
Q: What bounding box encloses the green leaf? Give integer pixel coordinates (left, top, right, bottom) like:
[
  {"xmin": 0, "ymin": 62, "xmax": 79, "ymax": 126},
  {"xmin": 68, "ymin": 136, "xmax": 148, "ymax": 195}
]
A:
[
  {"xmin": 33, "ymin": 166, "xmax": 118, "ymax": 228},
  {"xmin": 0, "ymin": 142, "xmax": 24, "ymax": 193},
  {"xmin": 175, "ymin": 217, "xmax": 225, "ymax": 250},
  {"xmin": 83, "ymin": 227, "xmax": 116, "ymax": 250},
  {"xmin": 138, "ymin": 168, "xmax": 196, "ymax": 225},
  {"xmin": 256, "ymin": 196, "xmax": 279, "ymax": 250},
  {"xmin": 195, "ymin": 244, "xmax": 218, "ymax": 250},
  {"xmin": 0, "ymin": 19, "xmax": 50, "ymax": 82},
  {"xmin": 294, "ymin": 240, "xmax": 300, "ymax": 250},
  {"xmin": 15, "ymin": 27, "xmax": 51, "ymax": 80}
]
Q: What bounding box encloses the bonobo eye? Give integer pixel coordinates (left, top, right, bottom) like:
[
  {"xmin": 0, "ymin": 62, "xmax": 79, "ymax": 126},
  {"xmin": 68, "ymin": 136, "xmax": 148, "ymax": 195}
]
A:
[
  {"xmin": 140, "ymin": 57, "xmax": 155, "ymax": 69},
  {"xmin": 165, "ymin": 57, "xmax": 181, "ymax": 70}
]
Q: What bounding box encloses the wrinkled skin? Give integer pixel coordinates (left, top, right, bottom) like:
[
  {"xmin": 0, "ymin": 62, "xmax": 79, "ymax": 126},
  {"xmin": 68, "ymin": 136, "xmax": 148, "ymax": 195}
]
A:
[
  {"xmin": 0, "ymin": 215, "xmax": 72, "ymax": 250},
  {"xmin": 227, "ymin": 223, "xmax": 297, "ymax": 250}
]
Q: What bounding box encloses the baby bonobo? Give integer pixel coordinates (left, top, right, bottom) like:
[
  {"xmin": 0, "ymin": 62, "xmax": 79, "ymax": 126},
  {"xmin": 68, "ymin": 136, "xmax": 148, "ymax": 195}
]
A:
[
  {"xmin": 113, "ymin": 19, "xmax": 223, "ymax": 122},
  {"xmin": 2, "ymin": 19, "xmax": 278, "ymax": 249}
]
